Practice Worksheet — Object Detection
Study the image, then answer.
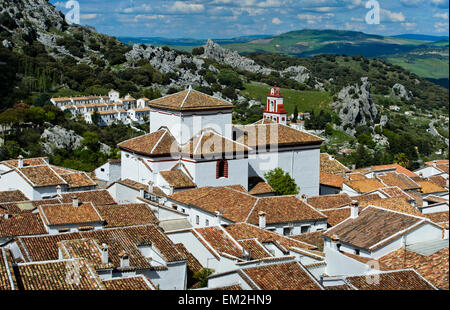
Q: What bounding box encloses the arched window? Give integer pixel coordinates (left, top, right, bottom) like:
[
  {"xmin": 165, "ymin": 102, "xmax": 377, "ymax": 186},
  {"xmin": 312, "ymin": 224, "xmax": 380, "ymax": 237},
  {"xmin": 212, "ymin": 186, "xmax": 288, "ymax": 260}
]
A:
[{"xmin": 216, "ymin": 159, "xmax": 228, "ymax": 179}]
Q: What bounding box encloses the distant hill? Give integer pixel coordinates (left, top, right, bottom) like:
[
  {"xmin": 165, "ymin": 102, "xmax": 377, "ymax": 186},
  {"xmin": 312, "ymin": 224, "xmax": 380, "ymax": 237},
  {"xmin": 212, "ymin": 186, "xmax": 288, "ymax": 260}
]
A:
[{"xmin": 393, "ymin": 34, "xmax": 449, "ymax": 42}]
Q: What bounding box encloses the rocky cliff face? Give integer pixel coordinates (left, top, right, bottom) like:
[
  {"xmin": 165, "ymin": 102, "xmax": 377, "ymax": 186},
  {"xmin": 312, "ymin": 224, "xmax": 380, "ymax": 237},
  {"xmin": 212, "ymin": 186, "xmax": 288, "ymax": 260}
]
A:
[
  {"xmin": 332, "ymin": 77, "xmax": 378, "ymax": 135},
  {"xmin": 392, "ymin": 83, "xmax": 413, "ymax": 100},
  {"xmin": 0, "ymin": 0, "xmax": 67, "ymax": 49},
  {"xmin": 41, "ymin": 125, "xmax": 111, "ymax": 155},
  {"xmin": 202, "ymin": 39, "xmax": 272, "ymax": 75}
]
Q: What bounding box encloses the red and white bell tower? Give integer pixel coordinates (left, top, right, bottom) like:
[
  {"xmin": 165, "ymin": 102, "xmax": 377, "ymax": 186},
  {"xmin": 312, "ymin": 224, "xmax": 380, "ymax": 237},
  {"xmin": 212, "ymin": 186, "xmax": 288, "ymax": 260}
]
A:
[{"xmin": 263, "ymin": 86, "xmax": 287, "ymax": 125}]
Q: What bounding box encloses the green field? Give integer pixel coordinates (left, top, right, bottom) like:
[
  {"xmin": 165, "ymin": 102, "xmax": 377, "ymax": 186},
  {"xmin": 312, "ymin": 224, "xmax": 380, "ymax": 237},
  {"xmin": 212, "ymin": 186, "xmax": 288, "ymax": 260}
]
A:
[
  {"xmin": 383, "ymin": 55, "xmax": 449, "ymax": 79},
  {"xmin": 242, "ymin": 82, "xmax": 333, "ymax": 115}
]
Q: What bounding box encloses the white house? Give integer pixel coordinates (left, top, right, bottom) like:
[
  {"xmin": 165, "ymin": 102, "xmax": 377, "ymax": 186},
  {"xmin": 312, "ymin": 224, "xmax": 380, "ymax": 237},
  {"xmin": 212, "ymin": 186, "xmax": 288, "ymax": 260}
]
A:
[
  {"xmin": 118, "ymin": 86, "xmax": 323, "ymax": 197},
  {"xmin": 94, "ymin": 159, "xmax": 121, "ymax": 184},
  {"xmin": 323, "ymin": 205, "xmax": 445, "ymax": 277}
]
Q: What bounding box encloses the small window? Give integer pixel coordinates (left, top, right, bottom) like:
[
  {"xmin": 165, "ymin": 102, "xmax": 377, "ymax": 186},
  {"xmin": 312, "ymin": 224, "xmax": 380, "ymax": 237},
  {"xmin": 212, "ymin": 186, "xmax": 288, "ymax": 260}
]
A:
[
  {"xmin": 216, "ymin": 160, "xmax": 228, "ymax": 179},
  {"xmin": 196, "ymin": 215, "xmax": 200, "ymax": 225},
  {"xmin": 301, "ymin": 226, "xmax": 310, "ymax": 234},
  {"xmin": 355, "ymin": 249, "xmax": 360, "ymax": 255},
  {"xmin": 100, "ymin": 168, "xmax": 105, "ymax": 172},
  {"xmin": 336, "ymin": 244, "xmax": 342, "ymax": 252},
  {"xmin": 283, "ymin": 227, "xmax": 292, "ymax": 236},
  {"xmin": 205, "ymin": 219, "xmax": 209, "ymax": 226},
  {"xmin": 172, "ymin": 204, "xmax": 178, "ymax": 210}
]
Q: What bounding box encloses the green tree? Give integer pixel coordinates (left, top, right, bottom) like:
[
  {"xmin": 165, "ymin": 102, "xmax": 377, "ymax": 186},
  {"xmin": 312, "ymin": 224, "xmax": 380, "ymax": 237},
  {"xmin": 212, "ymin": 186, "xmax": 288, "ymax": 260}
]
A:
[
  {"xmin": 192, "ymin": 268, "xmax": 214, "ymax": 288},
  {"xmin": 292, "ymin": 105, "xmax": 298, "ymax": 123},
  {"xmin": 92, "ymin": 108, "xmax": 100, "ymax": 126},
  {"xmin": 394, "ymin": 153, "xmax": 409, "ymax": 168},
  {"xmin": 82, "ymin": 131, "xmax": 100, "ymax": 152},
  {"xmin": 264, "ymin": 168, "xmax": 300, "ymax": 196}
]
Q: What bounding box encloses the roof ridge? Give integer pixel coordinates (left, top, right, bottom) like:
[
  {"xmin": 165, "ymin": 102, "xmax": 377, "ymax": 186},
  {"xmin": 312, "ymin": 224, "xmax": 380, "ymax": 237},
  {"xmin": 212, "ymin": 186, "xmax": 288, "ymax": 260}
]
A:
[{"xmin": 179, "ymin": 86, "xmax": 192, "ymax": 109}]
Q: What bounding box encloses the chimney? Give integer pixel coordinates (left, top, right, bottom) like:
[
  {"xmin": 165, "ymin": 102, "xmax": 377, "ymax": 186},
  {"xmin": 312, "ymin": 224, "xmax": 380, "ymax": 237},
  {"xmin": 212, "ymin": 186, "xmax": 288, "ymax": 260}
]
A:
[
  {"xmin": 4, "ymin": 213, "xmax": 11, "ymax": 219},
  {"xmin": 350, "ymin": 201, "xmax": 359, "ymax": 219},
  {"xmin": 72, "ymin": 196, "xmax": 79, "ymax": 207},
  {"xmin": 352, "ymin": 164, "xmax": 356, "ymax": 170},
  {"xmin": 101, "ymin": 243, "xmax": 109, "ymax": 264},
  {"xmin": 419, "ymin": 172, "xmax": 423, "ymax": 177},
  {"xmin": 56, "ymin": 185, "xmax": 62, "ymax": 196},
  {"xmin": 301, "ymin": 194, "xmax": 307, "ymax": 202},
  {"xmin": 446, "ymin": 177, "xmax": 449, "ymax": 188},
  {"xmin": 17, "ymin": 155, "xmax": 23, "ymax": 168},
  {"xmin": 119, "ymin": 251, "xmax": 129, "ymax": 268},
  {"xmin": 331, "ymin": 234, "xmax": 340, "ymax": 251},
  {"xmin": 432, "ymin": 161, "xmax": 437, "ymax": 168},
  {"xmin": 139, "ymin": 188, "xmax": 145, "ymax": 198},
  {"xmin": 215, "ymin": 211, "xmax": 222, "ymax": 226},
  {"xmin": 258, "ymin": 211, "xmax": 266, "ymax": 229},
  {"xmin": 148, "ymin": 182, "xmax": 154, "ymax": 193}
]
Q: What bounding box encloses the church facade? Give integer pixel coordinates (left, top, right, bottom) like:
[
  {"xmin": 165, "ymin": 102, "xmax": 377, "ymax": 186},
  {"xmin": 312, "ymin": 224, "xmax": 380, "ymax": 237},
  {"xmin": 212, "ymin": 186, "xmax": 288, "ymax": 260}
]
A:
[{"xmin": 118, "ymin": 86, "xmax": 322, "ymax": 196}]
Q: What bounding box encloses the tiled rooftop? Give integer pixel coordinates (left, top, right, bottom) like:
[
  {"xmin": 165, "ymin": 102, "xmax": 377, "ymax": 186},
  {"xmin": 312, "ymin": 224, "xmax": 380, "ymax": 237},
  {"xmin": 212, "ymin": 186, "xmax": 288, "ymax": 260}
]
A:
[
  {"xmin": 320, "ymin": 171, "xmax": 343, "ymax": 189},
  {"xmin": 320, "ymin": 153, "xmax": 349, "ymax": 174},
  {"xmin": 58, "ymin": 238, "xmax": 114, "ymax": 270},
  {"xmin": 345, "ymin": 270, "xmax": 435, "ymax": 290},
  {"xmin": 194, "ymin": 226, "xmax": 245, "ymax": 259},
  {"xmin": 16, "ymin": 165, "xmax": 66, "ymax": 187},
  {"xmin": 0, "ymin": 213, "xmax": 48, "ymax": 239},
  {"xmin": 343, "ymin": 177, "xmax": 385, "ymax": 194},
  {"xmin": 60, "ymin": 172, "xmax": 96, "ymax": 188},
  {"xmin": 16, "ymin": 224, "xmax": 185, "ymax": 269},
  {"xmin": 370, "ymin": 164, "xmax": 418, "ymax": 178},
  {"xmin": 160, "ymin": 170, "xmax": 196, "ymax": 189},
  {"xmin": 1, "ymin": 157, "xmax": 49, "ymax": 169},
  {"xmin": 117, "ymin": 127, "xmax": 178, "ymax": 157},
  {"xmin": 378, "ymin": 247, "xmax": 448, "ymax": 290},
  {"xmin": 307, "ymin": 193, "xmax": 353, "ymax": 210},
  {"xmin": 95, "ymin": 203, "xmax": 158, "ymax": 228},
  {"xmin": 59, "ymin": 190, "xmax": 116, "ymax": 206},
  {"xmin": 0, "ymin": 248, "xmax": 16, "ymax": 290},
  {"xmin": 0, "ymin": 190, "xmax": 28, "ymax": 203},
  {"xmin": 376, "ymin": 172, "xmax": 420, "ymax": 191},
  {"xmin": 321, "ymin": 208, "xmax": 351, "ymax": 227},
  {"xmin": 38, "ymin": 202, "xmax": 103, "ymax": 226},
  {"xmin": 324, "ymin": 206, "xmax": 424, "ymax": 251},
  {"xmin": 234, "ymin": 123, "xmax": 323, "ymax": 148},
  {"xmin": 16, "ymin": 259, "xmax": 104, "ymax": 290},
  {"xmin": 358, "ymin": 197, "xmax": 423, "ymax": 216},
  {"xmin": 248, "ymin": 182, "xmax": 274, "ymax": 195},
  {"xmin": 239, "ymin": 261, "xmax": 323, "ymax": 290},
  {"xmin": 148, "ymin": 88, "xmax": 234, "ymax": 111},
  {"xmin": 102, "ymin": 275, "xmax": 155, "ymax": 290}
]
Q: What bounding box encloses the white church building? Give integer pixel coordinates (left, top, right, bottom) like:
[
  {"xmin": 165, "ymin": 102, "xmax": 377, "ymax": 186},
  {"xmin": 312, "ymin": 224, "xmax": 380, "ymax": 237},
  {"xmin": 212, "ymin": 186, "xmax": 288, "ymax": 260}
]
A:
[{"xmin": 117, "ymin": 86, "xmax": 323, "ymax": 196}]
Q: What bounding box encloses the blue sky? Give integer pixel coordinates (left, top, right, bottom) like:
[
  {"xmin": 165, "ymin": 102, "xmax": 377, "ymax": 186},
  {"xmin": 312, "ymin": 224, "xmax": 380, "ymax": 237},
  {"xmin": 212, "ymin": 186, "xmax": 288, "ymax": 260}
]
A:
[{"xmin": 50, "ymin": 0, "xmax": 449, "ymax": 38}]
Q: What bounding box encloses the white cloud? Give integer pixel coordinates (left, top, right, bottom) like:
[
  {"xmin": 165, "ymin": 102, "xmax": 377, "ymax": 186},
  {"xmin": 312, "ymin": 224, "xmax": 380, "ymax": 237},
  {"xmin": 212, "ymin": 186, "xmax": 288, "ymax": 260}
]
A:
[
  {"xmin": 168, "ymin": 1, "xmax": 205, "ymax": 13},
  {"xmin": 297, "ymin": 13, "xmax": 334, "ymax": 25},
  {"xmin": 434, "ymin": 12, "xmax": 449, "ymax": 19},
  {"xmin": 401, "ymin": 22, "xmax": 417, "ymax": 30},
  {"xmin": 434, "ymin": 21, "xmax": 449, "ymax": 32},
  {"xmin": 272, "ymin": 17, "xmax": 282, "ymax": 24},
  {"xmin": 81, "ymin": 14, "xmax": 98, "ymax": 20},
  {"xmin": 381, "ymin": 9, "xmax": 405, "ymax": 22}
]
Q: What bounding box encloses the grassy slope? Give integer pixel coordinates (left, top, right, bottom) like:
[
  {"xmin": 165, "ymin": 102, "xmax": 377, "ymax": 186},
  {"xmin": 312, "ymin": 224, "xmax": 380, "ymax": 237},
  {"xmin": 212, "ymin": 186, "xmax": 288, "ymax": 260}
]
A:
[{"xmin": 241, "ymin": 82, "xmax": 333, "ymax": 115}]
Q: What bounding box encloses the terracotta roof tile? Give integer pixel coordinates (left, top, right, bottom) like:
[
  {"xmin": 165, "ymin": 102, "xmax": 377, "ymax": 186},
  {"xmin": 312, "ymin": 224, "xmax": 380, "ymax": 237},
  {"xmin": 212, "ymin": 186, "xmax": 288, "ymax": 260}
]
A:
[
  {"xmin": 321, "ymin": 208, "xmax": 352, "ymax": 227},
  {"xmin": 234, "ymin": 123, "xmax": 323, "ymax": 148},
  {"xmin": 320, "ymin": 154, "xmax": 350, "ymax": 174},
  {"xmin": 424, "ymin": 211, "xmax": 449, "ymax": 225},
  {"xmin": 95, "ymin": 204, "xmax": 158, "ymax": 228},
  {"xmin": 249, "ymin": 182, "xmax": 274, "ymax": 195},
  {"xmin": 425, "ymin": 160, "xmax": 449, "ymax": 166},
  {"xmin": 343, "ymin": 177, "xmax": 385, "ymax": 194},
  {"xmin": 181, "ymin": 130, "xmax": 250, "ymax": 157},
  {"xmin": 370, "ymin": 164, "xmax": 418, "ymax": 178},
  {"xmin": 225, "ymin": 223, "xmax": 316, "ymax": 252},
  {"xmin": 148, "ymin": 89, "xmax": 234, "ymax": 111},
  {"xmin": 194, "ymin": 226, "xmax": 245, "ymax": 259},
  {"xmin": 307, "ymin": 193, "xmax": 353, "ymax": 210},
  {"xmin": 0, "ymin": 190, "xmax": 28, "ymax": 203},
  {"xmin": 16, "ymin": 259, "xmax": 104, "ymax": 290},
  {"xmin": 15, "ymin": 166, "xmax": 66, "ymax": 187},
  {"xmin": 60, "ymin": 173, "xmax": 96, "ymax": 188},
  {"xmin": 376, "ymin": 172, "xmax": 421, "ymax": 191},
  {"xmin": 115, "ymin": 179, "xmax": 167, "ymax": 197},
  {"xmin": 1, "ymin": 157, "xmax": 48, "ymax": 169},
  {"xmin": 102, "ymin": 276, "xmax": 155, "ymax": 290},
  {"xmin": 0, "ymin": 248, "xmax": 16, "ymax": 290},
  {"xmin": 58, "ymin": 238, "xmax": 114, "ymax": 270},
  {"xmin": 59, "ymin": 190, "xmax": 116, "ymax": 206},
  {"xmin": 320, "ymin": 171, "xmax": 343, "ymax": 189},
  {"xmin": 38, "ymin": 202, "xmax": 103, "ymax": 226},
  {"xmin": 16, "ymin": 224, "xmax": 185, "ymax": 269},
  {"xmin": 240, "ymin": 261, "xmax": 322, "ymax": 290},
  {"xmin": 358, "ymin": 197, "xmax": 423, "ymax": 216},
  {"xmin": 324, "ymin": 207, "xmax": 423, "ymax": 251},
  {"xmin": 416, "ymin": 180, "xmax": 447, "ymax": 194},
  {"xmin": 118, "ymin": 128, "xmax": 178, "ymax": 157},
  {"xmin": 428, "ymin": 176, "xmax": 448, "ymax": 189},
  {"xmin": 212, "ymin": 284, "xmax": 243, "ymax": 290},
  {"xmin": 160, "ymin": 170, "xmax": 196, "ymax": 189},
  {"xmin": 378, "ymin": 247, "xmax": 448, "ymax": 290},
  {"xmin": 0, "ymin": 213, "xmax": 47, "ymax": 238},
  {"xmin": 346, "ymin": 270, "xmax": 435, "ymax": 290},
  {"xmin": 169, "ymin": 187, "xmax": 258, "ymax": 223},
  {"xmin": 290, "ymin": 231, "xmax": 325, "ymax": 251},
  {"xmin": 175, "ymin": 243, "xmax": 203, "ymax": 274},
  {"xmin": 237, "ymin": 239, "xmax": 272, "ymax": 259},
  {"xmin": 225, "ymin": 185, "xmax": 248, "ymax": 193},
  {"xmin": 247, "ymin": 196, "xmax": 327, "ymax": 225}
]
